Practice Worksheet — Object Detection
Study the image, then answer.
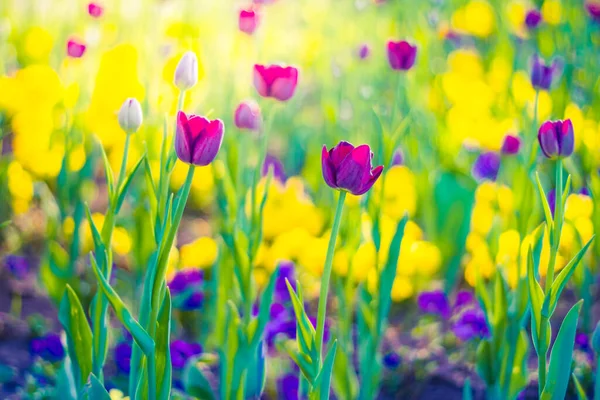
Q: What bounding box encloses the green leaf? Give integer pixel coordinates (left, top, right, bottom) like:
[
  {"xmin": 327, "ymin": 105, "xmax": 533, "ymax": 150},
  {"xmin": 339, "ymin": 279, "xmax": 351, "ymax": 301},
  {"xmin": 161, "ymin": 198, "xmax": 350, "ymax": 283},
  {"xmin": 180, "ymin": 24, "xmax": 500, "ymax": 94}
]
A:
[
  {"xmin": 85, "ymin": 206, "xmax": 106, "ymax": 260},
  {"xmin": 99, "ymin": 143, "xmax": 115, "ymax": 201},
  {"xmin": 0, "ymin": 220, "xmax": 10, "ymax": 229},
  {"xmin": 377, "ymin": 215, "xmax": 408, "ymax": 334},
  {"xmin": 244, "ymin": 341, "xmax": 267, "ymax": 399},
  {"xmin": 561, "ymin": 174, "xmax": 572, "ymax": 210},
  {"xmin": 332, "ymin": 346, "xmax": 359, "ymax": 399},
  {"xmin": 572, "ymin": 373, "xmax": 588, "ymax": 400},
  {"xmin": 83, "ymin": 373, "xmax": 111, "ymax": 400},
  {"xmin": 156, "ymin": 289, "xmax": 173, "ymax": 400},
  {"xmin": 475, "ymin": 340, "xmax": 495, "ymax": 386},
  {"xmin": 143, "ymin": 156, "xmax": 158, "ymax": 198},
  {"xmin": 90, "ymin": 256, "xmax": 154, "ymax": 356},
  {"xmin": 541, "ymin": 300, "xmax": 583, "ymax": 400},
  {"xmin": 183, "ymin": 358, "xmax": 217, "ymax": 400},
  {"xmin": 58, "ymin": 285, "xmax": 92, "ymax": 391},
  {"xmin": 249, "ymin": 266, "xmax": 279, "ymax": 347},
  {"xmin": 284, "ymin": 344, "xmax": 317, "ymax": 384},
  {"xmin": 492, "ymin": 270, "xmax": 508, "ymax": 328},
  {"xmin": 548, "ymin": 236, "xmax": 594, "ymax": 317},
  {"xmin": 462, "ymin": 378, "xmax": 473, "ymax": 400},
  {"xmin": 535, "ymin": 173, "xmax": 554, "ymax": 235},
  {"xmin": 115, "ymin": 152, "xmax": 146, "ymax": 213},
  {"xmin": 314, "ymin": 340, "xmax": 337, "ymax": 400},
  {"xmin": 285, "ymin": 279, "xmax": 316, "ymax": 355},
  {"xmin": 527, "ymin": 246, "xmax": 544, "ymax": 344}
]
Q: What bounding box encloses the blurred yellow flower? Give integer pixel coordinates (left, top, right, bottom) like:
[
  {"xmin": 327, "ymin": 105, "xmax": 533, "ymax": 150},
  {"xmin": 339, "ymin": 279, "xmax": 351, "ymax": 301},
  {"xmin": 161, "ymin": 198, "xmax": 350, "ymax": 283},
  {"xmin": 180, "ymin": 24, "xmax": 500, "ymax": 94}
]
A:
[
  {"xmin": 452, "ymin": 0, "xmax": 496, "ymax": 38},
  {"xmin": 180, "ymin": 237, "xmax": 219, "ymax": 269},
  {"xmin": 7, "ymin": 161, "xmax": 34, "ymax": 214},
  {"xmin": 541, "ymin": 0, "xmax": 562, "ymax": 25},
  {"xmin": 23, "ymin": 27, "xmax": 54, "ymax": 61}
]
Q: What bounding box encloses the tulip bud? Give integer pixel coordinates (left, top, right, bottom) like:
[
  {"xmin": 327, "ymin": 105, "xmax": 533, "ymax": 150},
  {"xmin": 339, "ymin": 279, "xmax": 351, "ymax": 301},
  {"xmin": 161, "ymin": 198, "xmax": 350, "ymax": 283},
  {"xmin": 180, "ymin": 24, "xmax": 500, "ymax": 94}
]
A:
[
  {"xmin": 262, "ymin": 154, "xmax": 286, "ymax": 183},
  {"xmin": 357, "ymin": 44, "xmax": 370, "ymax": 60},
  {"xmin": 67, "ymin": 38, "xmax": 86, "ymax": 58},
  {"xmin": 175, "ymin": 111, "xmax": 224, "ymax": 166},
  {"xmin": 118, "ymin": 98, "xmax": 143, "ymax": 134},
  {"xmin": 592, "ymin": 321, "xmax": 600, "ymax": 354},
  {"xmin": 501, "ymin": 135, "xmax": 521, "ymax": 155},
  {"xmin": 321, "ymin": 141, "xmax": 383, "ymax": 195},
  {"xmin": 525, "ymin": 9, "xmax": 542, "ymax": 30},
  {"xmin": 530, "ymin": 55, "xmax": 561, "ymax": 90},
  {"xmin": 253, "ymin": 64, "xmax": 299, "ymax": 102},
  {"xmin": 174, "ymin": 51, "xmax": 198, "ymax": 91},
  {"xmin": 234, "ymin": 100, "xmax": 262, "ymax": 131},
  {"xmin": 538, "ymin": 119, "xmax": 574, "ymax": 160},
  {"xmin": 387, "ymin": 40, "xmax": 417, "ymax": 71},
  {"xmin": 239, "ymin": 9, "xmax": 260, "ymax": 35},
  {"xmin": 88, "ymin": 2, "xmax": 103, "ymax": 18}
]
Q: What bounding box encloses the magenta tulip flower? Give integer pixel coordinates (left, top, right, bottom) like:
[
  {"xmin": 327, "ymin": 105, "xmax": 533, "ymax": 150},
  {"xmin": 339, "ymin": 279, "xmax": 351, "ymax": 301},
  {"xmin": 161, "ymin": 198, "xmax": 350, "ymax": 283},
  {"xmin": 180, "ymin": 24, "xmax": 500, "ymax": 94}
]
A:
[
  {"xmin": 88, "ymin": 2, "xmax": 103, "ymax": 18},
  {"xmin": 387, "ymin": 40, "xmax": 417, "ymax": 71},
  {"xmin": 538, "ymin": 119, "xmax": 574, "ymax": 160},
  {"xmin": 525, "ymin": 9, "xmax": 542, "ymax": 29},
  {"xmin": 586, "ymin": 2, "xmax": 600, "ymax": 22},
  {"xmin": 321, "ymin": 141, "xmax": 383, "ymax": 195},
  {"xmin": 501, "ymin": 135, "xmax": 521, "ymax": 155},
  {"xmin": 175, "ymin": 111, "xmax": 224, "ymax": 166},
  {"xmin": 531, "ymin": 55, "xmax": 561, "ymax": 90},
  {"xmin": 67, "ymin": 38, "xmax": 86, "ymax": 58},
  {"xmin": 234, "ymin": 100, "xmax": 262, "ymax": 131},
  {"xmin": 239, "ymin": 9, "xmax": 260, "ymax": 35},
  {"xmin": 253, "ymin": 64, "xmax": 299, "ymax": 101}
]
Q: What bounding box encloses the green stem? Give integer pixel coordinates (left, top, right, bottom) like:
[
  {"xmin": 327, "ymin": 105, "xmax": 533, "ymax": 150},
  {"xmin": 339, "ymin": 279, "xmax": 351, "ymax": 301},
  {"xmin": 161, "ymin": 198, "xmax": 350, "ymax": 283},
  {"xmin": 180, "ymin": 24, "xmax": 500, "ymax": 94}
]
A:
[
  {"xmin": 314, "ymin": 191, "xmax": 346, "ymax": 363},
  {"xmin": 116, "ymin": 133, "xmax": 132, "ymax": 191},
  {"xmin": 527, "ymin": 90, "xmax": 540, "ymax": 170},
  {"xmin": 501, "ymin": 327, "xmax": 518, "ymax": 399},
  {"xmin": 546, "ymin": 160, "xmax": 564, "ymax": 293},
  {"xmin": 538, "ymin": 319, "xmax": 548, "ymax": 397}
]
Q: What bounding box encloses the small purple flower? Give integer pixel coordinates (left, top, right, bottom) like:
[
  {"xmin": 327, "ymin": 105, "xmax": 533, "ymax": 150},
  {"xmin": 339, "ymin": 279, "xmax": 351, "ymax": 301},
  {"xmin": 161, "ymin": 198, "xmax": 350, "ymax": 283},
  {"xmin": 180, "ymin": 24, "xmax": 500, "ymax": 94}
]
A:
[
  {"xmin": 576, "ymin": 332, "xmax": 590, "ymax": 351},
  {"xmin": 357, "ymin": 44, "xmax": 370, "ymax": 60},
  {"xmin": 30, "ymin": 333, "xmax": 65, "ymax": 363},
  {"xmin": 391, "ymin": 148, "xmax": 404, "ymax": 166},
  {"xmin": 168, "ymin": 269, "xmax": 203, "ymax": 296},
  {"xmin": 181, "ymin": 291, "xmax": 204, "ymax": 310},
  {"xmin": 525, "ymin": 9, "xmax": 542, "ymax": 29},
  {"xmin": 114, "ymin": 342, "xmax": 132, "ymax": 374},
  {"xmin": 580, "ymin": 187, "xmax": 590, "ymax": 196},
  {"xmin": 538, "ymin": 119, "xmax": 574, "ymax": 160},
  {"xmin": 274, "ymin": 261, "xmax": 295, "ymax": 302},
  {"xmin": 234, "ymin": 100, "xmax": 262, "ymax": 132},
  {"xmin": 262, "ymin": 154, "xmax": 287, "ymax": 183},
  {"xmin": 501, "ymin": 135, "xmax": 521, "ymax": 155},
  {"xmin": 270, "ymin": 302, "xmax": 286, "ymax": 319},
  {"xmin": 452, "ymin": 308, "xmax": 490, "ymax": 341},
  {"xmin": 472, "ymin": 152, "xmax": 500, "ymax": 181},
  {"xmin": 278, "ymin": 373, "xmax": 299, "ymax": 399},
  {"xmin": 322, "ymin": 141, "xmax": 383, "ymax": 196},
  {"xmin": 382, "ymin": 351, "xmax": 401, "ymax": 369},
  {"xmin": 586, "ymin": 2, "xmax": 600, "ymax": 22},
  {"xmin": 531, "ymin": 55, "xmax": 560, "ymax": 90},
  {"xmin": 170, "ymin": 340, "xmax": 202, "ymax": 370},
  {"xmin": 417, "ymin": 290, "xmax": 450, "ymax": 319},
  {"xmin": 454, "ymin": 290, "xmax": 475, "ymax": 311},
  {"xmin": 4, "ymin": 255, "xmax": 29, "ymax": 279}
]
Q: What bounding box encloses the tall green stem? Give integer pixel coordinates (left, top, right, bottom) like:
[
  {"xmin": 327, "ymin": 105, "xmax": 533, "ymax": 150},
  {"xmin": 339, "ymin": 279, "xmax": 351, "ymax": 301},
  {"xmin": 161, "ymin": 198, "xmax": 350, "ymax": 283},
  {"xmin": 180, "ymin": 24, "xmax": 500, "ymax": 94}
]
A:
[{"xmin": 314, "ymin": 191, "xmax": 346, "ymax": 363}]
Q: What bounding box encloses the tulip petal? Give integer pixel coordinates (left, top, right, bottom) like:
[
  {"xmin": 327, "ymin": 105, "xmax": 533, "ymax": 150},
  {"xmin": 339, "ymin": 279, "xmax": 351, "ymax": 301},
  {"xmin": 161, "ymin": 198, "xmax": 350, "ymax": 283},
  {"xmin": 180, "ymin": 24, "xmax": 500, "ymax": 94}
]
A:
[
  {"xmin": 175, "ymin": 112, "xmax": 192, "ymax": 163},
  {"xmin": 270, "ymin": 68, "xmax": 298, "ymax": 101},
  {"xmin": 329, "ymin": 141, "xmax": 355, "ymax": 166},
  {"xmin": 191, "ymin": 119, "xmax": 224, "ymax": 166},
  {"xmin": 253, "ymin": 65, "xmax": 269, "ymax": 97},
  {"xmin": 187, "ymin": 115, "xmax": 210, "ymax": 144},
  {"xmin": 538, "ymin": 121, "xmax": 559, "ymax": 159},
  {"xmin": 354, "ymin": 165, "xmax": 383, "ymax": 196},
  {"xmin": 558, "ymin": 119, "xmax": 574, "ymax": 157},
  {"xmin": 321, "ymin": 146, "xmax": 337, "ymax": 188}
]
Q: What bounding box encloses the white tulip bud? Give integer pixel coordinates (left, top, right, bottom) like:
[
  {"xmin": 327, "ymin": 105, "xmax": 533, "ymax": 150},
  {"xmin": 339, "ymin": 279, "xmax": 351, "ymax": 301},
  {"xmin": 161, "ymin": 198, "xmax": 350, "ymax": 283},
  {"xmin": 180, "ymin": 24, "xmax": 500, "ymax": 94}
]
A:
[
  {"xmin": 118, "ymin": 98, "xmax": 143, "ymax": 134},
  {"xmin": 174, "ymin": 51, "xmax": 198, "ymax": 90}
]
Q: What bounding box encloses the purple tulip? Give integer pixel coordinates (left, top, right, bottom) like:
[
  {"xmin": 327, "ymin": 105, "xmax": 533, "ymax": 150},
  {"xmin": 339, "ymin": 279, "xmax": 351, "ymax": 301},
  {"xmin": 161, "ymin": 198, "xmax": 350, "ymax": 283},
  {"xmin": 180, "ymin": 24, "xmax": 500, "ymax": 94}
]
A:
[
  {"xmin": 472, "ymin": 152, "xmax": 500, "ymax": 181},
  {"xmin": 454, "ymin": 290, "xmax": 475, "ymax": 311},
  {"xmin": 175, "ymin": 111, "xmax": 224, "ymax": 166},
  {"xmin": 278, "ymin": 374, "xmax": 299, "ymax": 399},
  {"xmin": 322, "ymin": 141, "xmax": 383, "ymax": 195},
  {"xmin": 538, "ymin": 119, "xmax": 574, "ymax": 160},
  {"xmin": 525, "ymin": 9, "xmax": 542, "ymax": 29},
  {"xmin": 30, "ymin": 333, "xmax": 65, "ymax": 363},
  {"xmin": 234, "ymin": 100, "xmax": 262, "ymax": 132},
  {"xmin": 170, "ymin": 340, "xmax": 202, "ymax": 370},
  {"xmin": 253, "ymin": 64, "xmax": 299, "ymax": 102},
  {"xmin": 239, "ymin": 9, "xmax": 260, "ymax": 35},
  {"xmin": 4, "ymin": 255, "xmax": 29, "ymax": 279},
  {"xmin": 531, "ymin": 55, "xmax": 560, "ymax": 90},
  {"xmin": 168, "ymin": 269, "xmax": 203, "ymax": 296},
  {"xmin": 501, "ymin": 135, "xmax": 521, "ymax": 155},
  {"xmin": 67, "ymin": 38, "xmax": 86, "ymax": 58},
  {"xmin": 391, "ymin": 148, "xmax": 404, "ymax": 166},
  {"xmin": 182, "ymin": 291, "xmax": 204, "ymax": 310},
  {"xmin": 452, "ymin": 308, "xmax": 490, "ymax": 341},
  {"xmin": 387, "ymin": 40, "xmax": 417, "ymax": 71},
  {"xmin": 417, "ymin": 290, "xmax": 450, "ymax": 318},
  {"xmin": 262, "ymin": 154, "xmax": 286, "ymax": 183}
]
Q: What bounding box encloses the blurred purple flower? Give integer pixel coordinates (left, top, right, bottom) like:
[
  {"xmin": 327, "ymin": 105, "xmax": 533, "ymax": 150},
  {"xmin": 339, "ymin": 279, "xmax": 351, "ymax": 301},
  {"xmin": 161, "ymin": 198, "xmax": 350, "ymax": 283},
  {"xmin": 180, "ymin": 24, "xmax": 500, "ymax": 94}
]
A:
[
  {"xmin": 391, "ymin": 148, "xmax": 404, "ymax": 166},
  {"xmin": 547, "ymin": 189, "xmax": 556, "ymax": 216},
  {"xmin": 576, "ymin": 332, "xmax": 590, "ymax": 351},
  {"xmin": 262, "ymin": 154, "xmax": 287, "ymax": 183},
  {"xmin": 357, "ymin": 44, "xmax": 370, "ymax": 60},
  {"xmin": 501, "ymin": 135, "xmax": 521, "ymax": 155},
  {"xmin": 387, "ymin": 40, "xmax": 417, "ymax": 71},
  {"xmin": 531, "ymin": 55, "xmax": 561, "ymax": 90},
  {"xmin": 114, "ymin": 342, "xmax": 132, "ymax": 374},
  {"xmin": 274, "ymin": 261, "xmax": 295, "ymax": 302},
  {"xmin": 168, "ymin": 269, "xmax": 203, "ymax": 296},
  {"xmin": 382, "ymin": 351, "xmax": 401, "ymax": 369},
  {"xmin": 417, "ymin": 290, "xmax": 450, "ymax": 318},
  {"xmin": 4, "ymin": 255, "xmax": 28, "ymax": 279},
  {"xmin": 181, "ymin": 291, "xmax": 204, "ymax": 311},
  {"xmin": 472, "ymin": 152, "xmax": 500, "ymax": 181},
  {"xmin": 454, "ymin": 290, "xmax": 475, "ymax": 311},
  {"xmin": 270, "ymin": 302, "xmax": 287, "ymax": 319},
  {"xmin": 586, "ymin": 2, "xmax": 600, "ymax": 22},
  {"xmin": 452, "ymin": 308, "xmax": 489, "ymax": 341},
  {"xmin": 171, "ymin": 340, "xmax": 202, "ymax": 370},
  {"xmin": 525, "ymin": 9, "xmax": 542, "ymax": 29},
  {"xmin": 278, "ymin": 373, "xmax": 299, "ymax": 399},
  {"xmin": 30, "ymin": 333, "xmax": 65, "ymax": 363}
]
